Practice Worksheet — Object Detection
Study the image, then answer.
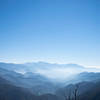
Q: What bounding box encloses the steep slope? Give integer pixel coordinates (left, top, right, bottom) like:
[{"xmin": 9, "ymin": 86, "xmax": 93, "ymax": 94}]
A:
[
  {"xmin": 0, "ymin": 77, "xmax": 61, "ymax": 100},
  {"xmin": 0, "ymin": 77, "xmax": 38, "ymax": 100},
  {"xmin": 0, "ymin": 67, "xmax": 58, "ymax": 95},
  {"xmin": 78, "ymin": 81, "xmax": 100, "ymax": 100},
  {"xmin": 56, "ymin": 80, "xmax": 100, "ymax": 100}
]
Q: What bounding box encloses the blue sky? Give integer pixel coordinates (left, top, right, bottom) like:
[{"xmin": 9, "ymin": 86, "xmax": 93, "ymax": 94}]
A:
[{"xmin": 0, "ymin": 0, "xmax": 100, "ymax": 67}]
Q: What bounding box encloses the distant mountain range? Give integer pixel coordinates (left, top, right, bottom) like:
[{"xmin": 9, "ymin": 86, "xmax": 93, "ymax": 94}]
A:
[{"xmin": 0, "ymin": 62, "xmax": 100, "ymax": 100}]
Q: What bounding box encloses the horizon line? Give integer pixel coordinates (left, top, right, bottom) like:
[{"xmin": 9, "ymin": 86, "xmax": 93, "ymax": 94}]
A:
[{"xmin": 0, "ymin": 60, "xmax": 99, "ymax": 69}]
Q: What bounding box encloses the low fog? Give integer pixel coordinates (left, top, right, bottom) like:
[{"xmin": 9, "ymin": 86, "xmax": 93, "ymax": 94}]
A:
[{"xmin": 20, "ymin": 62, "xmax": 100, "ymax": 81}]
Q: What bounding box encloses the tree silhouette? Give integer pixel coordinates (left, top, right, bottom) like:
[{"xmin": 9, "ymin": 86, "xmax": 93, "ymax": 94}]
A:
[
  {"xmin": 73, "ymin": 84, "xmax": 79, "ymax": 100},
  {"xmin": 64, "ymin": 84, "xmax": 79, "ymax": 100}
]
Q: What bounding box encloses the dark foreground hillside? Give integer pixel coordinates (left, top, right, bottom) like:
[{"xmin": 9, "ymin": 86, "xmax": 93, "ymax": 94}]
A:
[
  {"xmin": 56, "ymin": 81, "xmax": 100, "ymax": 100},
  {"xmin": 0, "ymin": 77, "xmax": 37, "ymax": 100},
  {"xmin": 0, "ymin": 77, "xmax": 60, "ymax": 100},
  {"xmin": 78, "ymin": 82, "xmax": 100, "ymax": 100},
  {"xmin": 0, "ymin": 76, "xmax": 100, "ymax": 100}
]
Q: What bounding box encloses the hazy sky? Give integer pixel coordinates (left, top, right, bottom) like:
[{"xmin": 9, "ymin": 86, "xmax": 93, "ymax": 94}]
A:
[{"xmin": 0, "ymin": 0, "xmax": 100, "ymax": 67}]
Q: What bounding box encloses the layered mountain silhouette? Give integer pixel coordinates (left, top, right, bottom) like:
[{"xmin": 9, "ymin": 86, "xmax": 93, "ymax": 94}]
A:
[{"xmin": 0, "ymin": 62, "xmax": 100, "ymax": 100}]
